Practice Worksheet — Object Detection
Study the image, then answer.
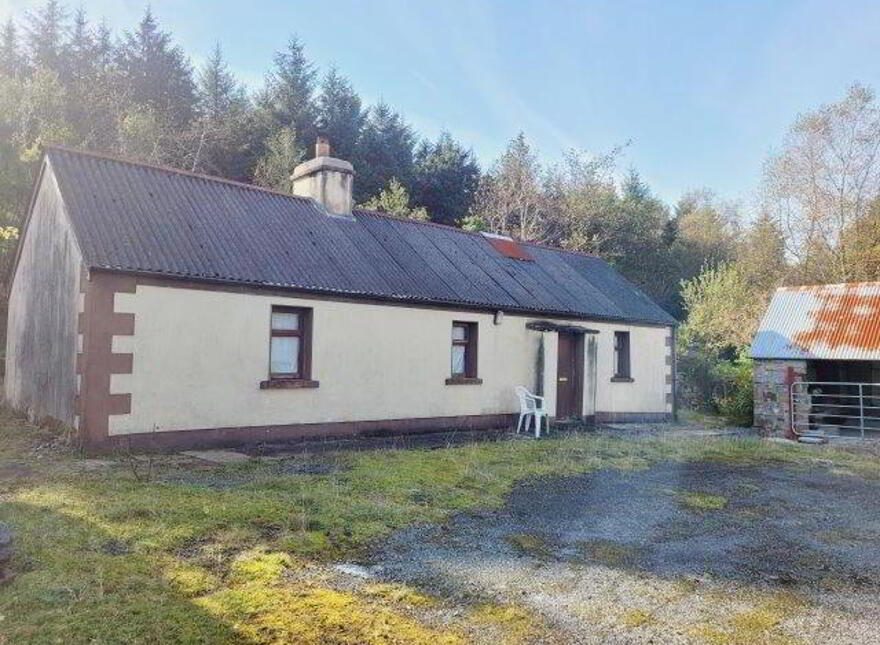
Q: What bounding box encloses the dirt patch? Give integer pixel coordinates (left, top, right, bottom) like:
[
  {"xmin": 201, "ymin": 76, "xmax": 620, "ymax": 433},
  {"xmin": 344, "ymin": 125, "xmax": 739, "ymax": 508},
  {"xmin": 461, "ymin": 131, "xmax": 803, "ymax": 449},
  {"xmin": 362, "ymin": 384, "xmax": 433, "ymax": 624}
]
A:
[{"xmin": 373, "ymin": 460, "xmax": 880, "ymax": 643}]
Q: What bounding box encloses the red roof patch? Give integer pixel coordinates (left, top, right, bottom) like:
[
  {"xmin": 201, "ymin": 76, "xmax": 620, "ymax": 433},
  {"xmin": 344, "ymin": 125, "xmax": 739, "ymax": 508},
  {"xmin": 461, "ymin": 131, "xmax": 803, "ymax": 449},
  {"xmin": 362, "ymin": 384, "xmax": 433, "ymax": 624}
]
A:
[{"xmin": 481, "ymin": 232, "xmax": 533, "ymax": 261}]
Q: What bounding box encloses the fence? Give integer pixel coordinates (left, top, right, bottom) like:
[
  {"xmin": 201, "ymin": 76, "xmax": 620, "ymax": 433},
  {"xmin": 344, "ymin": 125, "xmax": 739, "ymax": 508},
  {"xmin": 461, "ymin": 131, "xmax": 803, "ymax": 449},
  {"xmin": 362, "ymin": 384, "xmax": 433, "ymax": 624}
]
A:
[{"xmin": 790, "ymin": 381, "xmax": 880, "ymax": 440}]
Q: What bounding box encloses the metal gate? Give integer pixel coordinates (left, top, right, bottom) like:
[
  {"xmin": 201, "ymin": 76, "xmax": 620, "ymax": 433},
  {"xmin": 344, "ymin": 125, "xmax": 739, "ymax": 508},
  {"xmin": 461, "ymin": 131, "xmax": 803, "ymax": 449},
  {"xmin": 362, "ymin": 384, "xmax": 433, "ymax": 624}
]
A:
[{"xmin": 791, "ymin": 381, "xmax": 880, "ymax": 440}]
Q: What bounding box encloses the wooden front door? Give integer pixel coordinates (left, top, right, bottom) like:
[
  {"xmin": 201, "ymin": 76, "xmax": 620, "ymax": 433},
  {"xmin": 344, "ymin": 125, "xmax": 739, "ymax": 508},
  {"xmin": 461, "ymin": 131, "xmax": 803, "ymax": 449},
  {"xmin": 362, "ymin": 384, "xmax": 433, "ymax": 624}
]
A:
[{"xmin": 556, "ymin": 332, "xmax": 584, "ymax": 418}]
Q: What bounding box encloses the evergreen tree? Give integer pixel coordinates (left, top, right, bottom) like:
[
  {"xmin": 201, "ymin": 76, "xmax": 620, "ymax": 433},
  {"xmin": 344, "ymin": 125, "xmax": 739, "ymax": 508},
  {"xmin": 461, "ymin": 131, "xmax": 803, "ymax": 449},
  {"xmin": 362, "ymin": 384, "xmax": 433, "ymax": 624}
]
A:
[
  {"xmin": 354, "ymin": 101, "xmax": 415, "ymax": 203},
  {"xmin": 0, "ymin": 19, "xmax": 26, "ymax": 79},
  {"xmin": 61, "ymin": 8, "xmax": 104, "ymax": 146},
  {"xmin": 315, "ymin": 66, "xmax": 363, "ymax": 162},
  {"xmin": 258, "ymin": 36, "xmax": 317, "ymax": 150},
  {"xmin": 736, "ymin": 212, "xmax": 787, "ymax": 290},
  {"xmin": 197, "ymin": 44, "xmax": 245, "ymax": 118},
  {"xmin": 93, "ymin": 19, "xmax": 114, "ymax": 73},
  {"xmin": 412, "ymin": 131, "xmax": 480, "ymax": 226},
  {"xmin": 190, "ymin": 44, "xmax": 258, "ymax": 179},
  {"xmin": 254, "ymin": 127, "xmax": 304, "ymax": 193},
  {"xmin": 362, "ymin": 178, "xmax": 428, "ymax": 220},
  {"xmin": 612, "ymin": 169, "xmax": 674, "ymax": 307},
  {"xmin": 116, "ymin": 8, "xmax": 195, "ymax": 129},
  {"xmin": 66, "ymin": 8, "xmax": 94, "ymax": 84},
  {"xmin": 23, "ymin": 0, "xmax": 66, "ymax": 72}
]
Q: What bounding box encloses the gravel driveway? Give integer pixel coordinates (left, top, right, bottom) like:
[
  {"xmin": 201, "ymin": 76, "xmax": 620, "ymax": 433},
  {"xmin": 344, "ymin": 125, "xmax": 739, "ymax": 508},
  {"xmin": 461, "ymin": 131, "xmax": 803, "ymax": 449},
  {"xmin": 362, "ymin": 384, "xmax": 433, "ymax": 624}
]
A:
[{"xmin": 372, "ymin": 460, "xmax": 880, "ymax": 644}]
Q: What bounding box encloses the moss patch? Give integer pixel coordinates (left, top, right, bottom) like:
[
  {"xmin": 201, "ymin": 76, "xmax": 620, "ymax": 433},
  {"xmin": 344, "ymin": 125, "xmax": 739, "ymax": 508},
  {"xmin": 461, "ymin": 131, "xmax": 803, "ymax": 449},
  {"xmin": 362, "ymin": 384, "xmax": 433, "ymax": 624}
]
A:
[
  {"xmin": 679, "ymin": 491, "xmax": 728, "ymax": 511},
  {"xmin": 505, "ymin": 533, "xmax": 555, "ymax": 559},
  {"xmin": 693, "ymin": 591, "xmax": 806, "ymax": 645},
  {"xmin": 227, "ymin": 548, "xmax": 294, "ymax": 585},
  {"xmin": 362, "ymin": 582, "xmax": 438, "ymax": 607},
  {"xmin": 198, "ymin": 584, "xmax": 463, "ymax": 645},
  {"xmin": 620, "ymin": 608, "xmax": 655, "ymax": 628},
  {"xmin": 471, "ymin": 603, "xmax": 551, "ymax": 644},
  {"xmin": 577, "ymin": 539, "xmax": 642, "ymax": 567}
]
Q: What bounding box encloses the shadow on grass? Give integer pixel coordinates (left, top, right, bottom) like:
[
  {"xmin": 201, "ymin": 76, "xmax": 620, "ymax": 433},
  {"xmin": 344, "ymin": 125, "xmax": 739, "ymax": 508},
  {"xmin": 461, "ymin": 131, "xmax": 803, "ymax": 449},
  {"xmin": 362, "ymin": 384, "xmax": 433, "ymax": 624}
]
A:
[{"xmin": 0, "ymin": 500, "xmax": 248, "ymax": 645}]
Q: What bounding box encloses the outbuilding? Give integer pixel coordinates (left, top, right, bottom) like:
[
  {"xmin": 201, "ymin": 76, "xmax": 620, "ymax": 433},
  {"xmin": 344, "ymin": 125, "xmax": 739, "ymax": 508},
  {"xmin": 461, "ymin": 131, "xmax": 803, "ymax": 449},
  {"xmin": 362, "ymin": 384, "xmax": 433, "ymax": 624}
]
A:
[
  {"xmin": 5, "ymin": 140, "xmax": 676, "ymax": 452},
  {"xmin": 751, "ymin": 282, "xmax": 880, "ymax": 439}
]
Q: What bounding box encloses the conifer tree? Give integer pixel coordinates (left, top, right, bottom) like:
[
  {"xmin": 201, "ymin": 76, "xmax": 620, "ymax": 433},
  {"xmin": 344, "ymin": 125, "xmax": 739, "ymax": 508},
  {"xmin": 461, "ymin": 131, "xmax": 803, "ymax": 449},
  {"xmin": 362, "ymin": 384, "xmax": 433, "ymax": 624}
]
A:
[
  {"xmin": 116, "ymin": 8, "xmax": 195, "ymax": 128},
  {"xmin": 258, "ymin": 36, "xmax": 317, "ymax": 150},
  {"xmin": 315, "ymin": 67, "xmax": 363, "ymax": 162},
  {"xmin": 412, "ymin": 132, "xmax": 479, "ymax": 226},
  {"xmin": 354, "ymin": 101, "xmax": 415, "ymax": 203}
]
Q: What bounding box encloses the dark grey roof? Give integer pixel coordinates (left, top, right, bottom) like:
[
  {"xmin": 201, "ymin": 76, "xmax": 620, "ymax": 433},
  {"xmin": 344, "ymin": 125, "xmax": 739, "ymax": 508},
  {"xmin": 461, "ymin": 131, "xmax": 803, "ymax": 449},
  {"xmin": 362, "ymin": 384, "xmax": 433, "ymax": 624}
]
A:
[{"xmin": 44, "ymin": 146, "xmax": 675, "ymax": 326}]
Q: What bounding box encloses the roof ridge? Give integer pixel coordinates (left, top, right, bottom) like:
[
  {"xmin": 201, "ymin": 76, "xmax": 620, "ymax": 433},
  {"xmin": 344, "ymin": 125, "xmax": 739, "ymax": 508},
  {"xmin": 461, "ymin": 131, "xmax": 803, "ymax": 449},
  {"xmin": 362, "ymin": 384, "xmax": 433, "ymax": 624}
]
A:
[
  {"xmin": 353, "ymin": 208, "xmax": 599, "ymax": 259},
  {"xmin": 44, "ymin": 144, "xmax": 316, "ymax": 203},
  {"xmin": 777, "ymin": 281, "xmax": 880, "ymax": 291},
  {"xmin": 47, "ymin": 145, "xmax": 601, "ymax": 262},
  {"xmin": 353, "ymin": 207, "xmax": 488, "ymax": 238}
]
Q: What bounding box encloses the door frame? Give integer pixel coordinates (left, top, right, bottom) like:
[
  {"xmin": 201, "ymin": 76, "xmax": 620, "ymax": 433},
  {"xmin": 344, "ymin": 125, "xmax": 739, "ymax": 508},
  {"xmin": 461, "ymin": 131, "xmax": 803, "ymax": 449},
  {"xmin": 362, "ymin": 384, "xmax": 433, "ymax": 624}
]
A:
[{"xmin": 556, "ymin": 331, "xmax": 585, "ymax": 418}]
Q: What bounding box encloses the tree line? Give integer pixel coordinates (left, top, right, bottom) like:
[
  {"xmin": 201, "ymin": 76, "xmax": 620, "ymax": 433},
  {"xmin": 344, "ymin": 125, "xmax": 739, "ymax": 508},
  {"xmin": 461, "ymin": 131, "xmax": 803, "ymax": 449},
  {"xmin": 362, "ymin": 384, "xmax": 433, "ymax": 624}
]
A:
[
  {"xmin": 3, "ymin": 3, "xmax": 880, "ymax": 423},
  {"xmin": 0, "ymin": 1, "xmax": 748, "ymax": 319}
]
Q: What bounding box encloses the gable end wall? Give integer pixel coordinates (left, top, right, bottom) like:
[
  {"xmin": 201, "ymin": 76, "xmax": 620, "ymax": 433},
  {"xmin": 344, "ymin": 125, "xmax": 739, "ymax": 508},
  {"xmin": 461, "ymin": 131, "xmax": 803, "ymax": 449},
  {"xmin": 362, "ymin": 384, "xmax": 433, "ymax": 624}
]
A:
[{"xmin": 5, "ymin": 163, "xmax": 82, "ymax": 425}]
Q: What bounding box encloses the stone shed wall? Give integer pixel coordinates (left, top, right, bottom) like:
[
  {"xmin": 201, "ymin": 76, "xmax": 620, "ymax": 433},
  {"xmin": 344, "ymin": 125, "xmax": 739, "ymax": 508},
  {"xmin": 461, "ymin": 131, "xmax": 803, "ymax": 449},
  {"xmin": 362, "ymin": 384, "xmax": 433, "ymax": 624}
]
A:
[{"xmin": 753, "ymin": 359, "xmax": 807, "ymax": 436}]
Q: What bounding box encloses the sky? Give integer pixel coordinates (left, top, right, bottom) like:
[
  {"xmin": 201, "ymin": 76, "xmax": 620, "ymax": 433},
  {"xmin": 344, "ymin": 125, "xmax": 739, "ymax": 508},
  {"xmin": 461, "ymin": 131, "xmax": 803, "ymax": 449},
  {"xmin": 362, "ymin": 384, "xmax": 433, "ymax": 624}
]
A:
[{"xmin": 2, "ymin": 0, "xmax": 879, "ymax": 209}]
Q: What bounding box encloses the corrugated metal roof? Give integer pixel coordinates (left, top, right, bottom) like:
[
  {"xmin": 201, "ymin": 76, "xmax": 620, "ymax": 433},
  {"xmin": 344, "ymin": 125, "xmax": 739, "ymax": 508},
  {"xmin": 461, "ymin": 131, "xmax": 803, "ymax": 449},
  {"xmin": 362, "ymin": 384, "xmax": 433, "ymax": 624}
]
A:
[
  {"xmin": 751, "ymin": 282, "xmax": 880, "ymax": 360},
  {"xmin": 43, "ymin": 146, "xmax": 676, "ymax": 326}
]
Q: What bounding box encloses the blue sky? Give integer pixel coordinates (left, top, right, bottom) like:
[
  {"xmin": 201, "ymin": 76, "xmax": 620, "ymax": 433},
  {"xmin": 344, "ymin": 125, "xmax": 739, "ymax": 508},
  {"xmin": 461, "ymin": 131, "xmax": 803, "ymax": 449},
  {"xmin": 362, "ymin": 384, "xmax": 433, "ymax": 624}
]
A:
[{"xmin": 3, "ymin": 0, "xmax": 879, "ymax": 209}]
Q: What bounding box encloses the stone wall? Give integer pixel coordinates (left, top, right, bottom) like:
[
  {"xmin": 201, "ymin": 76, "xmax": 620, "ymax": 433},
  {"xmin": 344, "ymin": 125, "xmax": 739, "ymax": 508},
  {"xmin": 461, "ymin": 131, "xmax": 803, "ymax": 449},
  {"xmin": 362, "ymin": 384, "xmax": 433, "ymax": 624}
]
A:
[{"xmin": 753, "ymin": 359, "xmax": 807, "ymax": 436}]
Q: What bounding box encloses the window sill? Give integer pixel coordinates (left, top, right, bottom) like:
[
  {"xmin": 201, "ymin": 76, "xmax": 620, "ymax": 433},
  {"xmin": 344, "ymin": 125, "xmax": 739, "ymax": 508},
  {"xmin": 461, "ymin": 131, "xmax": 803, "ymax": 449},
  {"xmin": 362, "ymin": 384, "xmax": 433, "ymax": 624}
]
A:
[
  {"xmin": 611, "ymin": 376, "xmax": 634, "ymax": 383},
  {"xmin": 445, "ymin": 377, "xmax": 483, "ymax": 385},
  {"xmin": 260, "ymin": 379, "xmax": 320, "ymax": 390}
]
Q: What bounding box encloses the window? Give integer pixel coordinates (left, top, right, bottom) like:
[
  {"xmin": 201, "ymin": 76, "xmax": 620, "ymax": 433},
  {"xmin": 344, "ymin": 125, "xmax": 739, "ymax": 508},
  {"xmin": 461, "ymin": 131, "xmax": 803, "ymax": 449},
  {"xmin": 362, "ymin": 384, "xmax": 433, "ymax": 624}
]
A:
[
  {"xmin": 261, "ymin": 306, "xmax": 317, "ymax": 389},
  {"xmin": 613, "ymin": 331, "xmax": 632, "ymax": 381},
  {"xmin": 447, "ymin": 321, "xmax": 481, "ymax": 384}
]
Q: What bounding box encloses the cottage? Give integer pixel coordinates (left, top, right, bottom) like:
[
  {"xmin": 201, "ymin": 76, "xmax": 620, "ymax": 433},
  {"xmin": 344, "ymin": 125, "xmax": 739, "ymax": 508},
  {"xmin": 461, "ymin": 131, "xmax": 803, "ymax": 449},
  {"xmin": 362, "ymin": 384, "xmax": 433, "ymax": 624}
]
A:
[
  {"xmin": 751, "ymin": 282, "xmax": 880, "ymax": 440},
  {"xmin": 5, "ymin": 141, "xmax": 676, "ymax": 452}
]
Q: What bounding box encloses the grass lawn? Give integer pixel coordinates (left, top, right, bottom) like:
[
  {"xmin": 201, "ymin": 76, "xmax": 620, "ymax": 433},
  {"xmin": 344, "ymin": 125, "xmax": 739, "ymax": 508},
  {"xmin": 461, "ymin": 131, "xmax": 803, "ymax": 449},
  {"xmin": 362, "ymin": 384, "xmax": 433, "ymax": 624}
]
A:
[{"xmin": 1, "ymin": 411, "xmax": 878, "ymax": 644}]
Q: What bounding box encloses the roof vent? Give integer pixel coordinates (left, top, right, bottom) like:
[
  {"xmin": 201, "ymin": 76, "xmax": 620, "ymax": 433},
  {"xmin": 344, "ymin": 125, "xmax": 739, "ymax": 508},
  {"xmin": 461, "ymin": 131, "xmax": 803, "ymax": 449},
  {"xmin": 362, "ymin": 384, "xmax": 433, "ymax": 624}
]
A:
[{"xmin": 481, "ymin": 232, "xmax": 533, "ymax": 261}]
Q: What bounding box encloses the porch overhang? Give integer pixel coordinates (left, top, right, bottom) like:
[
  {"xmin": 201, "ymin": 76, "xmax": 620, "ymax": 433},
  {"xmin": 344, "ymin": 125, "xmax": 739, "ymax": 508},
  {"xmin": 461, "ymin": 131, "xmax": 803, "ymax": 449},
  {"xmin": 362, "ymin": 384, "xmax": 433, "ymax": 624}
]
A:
[{"xmin": 525, "ymin": 321, "xmax": 599, "ymax": 334}]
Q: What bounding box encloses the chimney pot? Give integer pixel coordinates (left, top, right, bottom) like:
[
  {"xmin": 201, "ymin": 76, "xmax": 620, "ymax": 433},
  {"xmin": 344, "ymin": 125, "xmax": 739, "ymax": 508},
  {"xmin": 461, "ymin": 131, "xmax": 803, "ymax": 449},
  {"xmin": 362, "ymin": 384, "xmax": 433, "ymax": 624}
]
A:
[{"xmin": 316, "ymin": 136, "xmax": 331, "ymax": 158}]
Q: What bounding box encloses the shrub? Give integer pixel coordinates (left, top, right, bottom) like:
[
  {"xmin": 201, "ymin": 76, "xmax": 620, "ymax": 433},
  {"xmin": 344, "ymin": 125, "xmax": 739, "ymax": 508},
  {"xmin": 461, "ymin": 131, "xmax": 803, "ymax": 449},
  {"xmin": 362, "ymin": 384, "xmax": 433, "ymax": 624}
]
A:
[
  {"xmin": 713, "ymin": 357, "xmax": 754, "ymax": 426},
  {"xmin": 677, "ymin": 349, "xmax": 753, "ymax": 426}
]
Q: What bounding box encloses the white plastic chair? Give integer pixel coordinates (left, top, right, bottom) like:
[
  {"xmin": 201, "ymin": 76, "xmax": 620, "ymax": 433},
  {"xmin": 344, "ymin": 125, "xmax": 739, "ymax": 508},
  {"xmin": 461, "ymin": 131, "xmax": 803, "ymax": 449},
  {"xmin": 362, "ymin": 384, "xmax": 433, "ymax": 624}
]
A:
[{"xmin": 515, "ymin": 386, "xmax": 549, "ymax": 438}]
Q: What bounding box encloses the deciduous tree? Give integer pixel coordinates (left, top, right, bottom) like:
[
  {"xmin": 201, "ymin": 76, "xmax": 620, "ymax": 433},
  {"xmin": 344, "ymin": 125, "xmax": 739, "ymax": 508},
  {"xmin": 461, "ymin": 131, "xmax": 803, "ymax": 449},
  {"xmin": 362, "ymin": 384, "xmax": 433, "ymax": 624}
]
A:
[
  {"xmin": 763, "ymin": 83, "xmax": 880, "ymax": 282},
  {"xmin": 470, "ymin": 132, "xmax": 549, "ymax": 241}
]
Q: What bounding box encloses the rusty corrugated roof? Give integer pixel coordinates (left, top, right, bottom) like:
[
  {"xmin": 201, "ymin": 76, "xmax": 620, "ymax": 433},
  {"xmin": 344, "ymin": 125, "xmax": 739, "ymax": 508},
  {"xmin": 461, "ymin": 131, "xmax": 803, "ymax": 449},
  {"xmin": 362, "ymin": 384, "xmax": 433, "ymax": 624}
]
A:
[
  {"xmin": 41, "ymin": 146, "xmax": 676, "ymax": 326},
  {"xmin": 751, "ymin": 282, "xmax": 880, "ymax": 360}
]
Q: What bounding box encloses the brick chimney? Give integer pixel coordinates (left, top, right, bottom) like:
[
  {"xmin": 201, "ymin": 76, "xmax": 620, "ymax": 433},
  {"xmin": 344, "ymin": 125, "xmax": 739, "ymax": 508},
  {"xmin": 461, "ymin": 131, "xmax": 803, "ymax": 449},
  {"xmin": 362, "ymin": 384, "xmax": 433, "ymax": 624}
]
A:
[{"xmin": 291, "ymin": 137, "xmax": 354, "ymax": 216}]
